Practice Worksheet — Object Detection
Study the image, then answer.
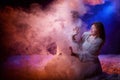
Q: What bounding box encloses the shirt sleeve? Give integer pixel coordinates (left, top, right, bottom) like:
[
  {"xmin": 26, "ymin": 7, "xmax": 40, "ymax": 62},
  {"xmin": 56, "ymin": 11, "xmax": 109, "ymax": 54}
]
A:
[
  {"xmin": 79, "ymin": 32, "xmax": 89, "ymax": 49},
  {"xmin": 79, "ymin": 38, "xmax": 103, "ymax": 62},
  {"xmin": 88, "ymin": 38, "xmax": 103, "ymax": 56}
]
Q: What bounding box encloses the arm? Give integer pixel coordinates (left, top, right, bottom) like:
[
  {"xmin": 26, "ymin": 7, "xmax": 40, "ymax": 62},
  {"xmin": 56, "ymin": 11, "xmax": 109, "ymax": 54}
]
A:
[
  {"xmin": 79, "ymin": 38, "xmax": 103, "ymax": 62},
  {"xmin": 72, "ymin": 31, "xmax": 86, "ymax": 43},
  {"xmin": 70, "ymin": 32, "xmax": 87, "ymax": 57},
  {"xmin": 87, "ymin": 38, "xmax": 103, "ymax": 56}
]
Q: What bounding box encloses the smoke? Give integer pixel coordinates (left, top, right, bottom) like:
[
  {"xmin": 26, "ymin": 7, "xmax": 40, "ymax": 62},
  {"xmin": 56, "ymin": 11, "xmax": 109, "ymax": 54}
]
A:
[
  {"xmin": 0, "ymin": 0, "xmax": 88, "ymax": 55},
  {"xmin": 1, "ymin": 0, "xmax": 107, "ymax": 79}
]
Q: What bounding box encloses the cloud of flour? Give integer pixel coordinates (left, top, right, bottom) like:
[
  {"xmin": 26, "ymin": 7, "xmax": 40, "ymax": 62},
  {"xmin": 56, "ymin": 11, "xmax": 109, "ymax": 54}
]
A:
[{"xmin": 0, "ymin": 0, "xmax": 88, "ymax": 55}]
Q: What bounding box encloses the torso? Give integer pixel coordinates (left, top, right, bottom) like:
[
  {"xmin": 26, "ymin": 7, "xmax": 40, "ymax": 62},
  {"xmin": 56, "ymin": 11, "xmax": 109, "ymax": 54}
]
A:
[{"xmin": 80, "ymin": 32, "xmax": 103, "ymax": 55}]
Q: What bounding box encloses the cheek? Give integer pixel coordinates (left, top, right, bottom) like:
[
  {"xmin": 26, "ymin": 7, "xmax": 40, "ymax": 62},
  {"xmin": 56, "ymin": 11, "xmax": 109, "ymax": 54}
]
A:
[
  {"xmin": 91, "ymin": 29, "xmax": 97, "ymax": 34},
  {"xmin": 91, "ymin": 28, "xmax": 95, "ymax": 32}
]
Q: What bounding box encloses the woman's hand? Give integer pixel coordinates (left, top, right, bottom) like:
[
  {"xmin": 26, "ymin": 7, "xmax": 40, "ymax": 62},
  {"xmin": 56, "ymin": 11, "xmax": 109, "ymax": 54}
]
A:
[{"xmin": 69, "ymin": 46, "xmax": 79, "ymax": 58}]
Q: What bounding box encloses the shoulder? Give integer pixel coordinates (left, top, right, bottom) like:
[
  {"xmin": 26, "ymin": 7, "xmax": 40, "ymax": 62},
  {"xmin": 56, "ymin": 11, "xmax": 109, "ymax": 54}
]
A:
[
  {"xmin": 81, "ymin": 31, "xmax": 90, "ymax": 41},
  {"xmin": 83, "ymin": 31, "xmax": 90, "ymax": 35},
  {"xmin": 82, "ymin": 31, "xmax": 90, "ymax": 37}
]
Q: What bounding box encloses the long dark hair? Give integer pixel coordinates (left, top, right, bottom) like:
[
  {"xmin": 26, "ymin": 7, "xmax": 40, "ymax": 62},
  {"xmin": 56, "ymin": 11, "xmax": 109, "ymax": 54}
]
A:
[{"xmin": 92, "ymin": 22, "xmax": 106, "ymax": 43}]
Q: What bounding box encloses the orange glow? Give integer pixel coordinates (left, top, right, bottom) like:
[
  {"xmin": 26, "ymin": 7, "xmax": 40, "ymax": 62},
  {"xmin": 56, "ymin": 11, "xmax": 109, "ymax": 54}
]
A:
[{"xmin": 84, "ymin": 0, "xmax": 105, "ymax": 5}]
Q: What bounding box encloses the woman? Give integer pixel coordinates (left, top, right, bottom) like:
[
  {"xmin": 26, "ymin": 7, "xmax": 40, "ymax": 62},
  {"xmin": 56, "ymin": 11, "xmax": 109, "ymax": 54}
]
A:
[{"xmin": 70, "ymin": 22, "xmax": 105, "ymax": 79}]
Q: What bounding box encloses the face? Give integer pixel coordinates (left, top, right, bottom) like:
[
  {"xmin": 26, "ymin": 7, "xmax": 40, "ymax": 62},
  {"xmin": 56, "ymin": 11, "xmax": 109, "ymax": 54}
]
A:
[{"xmin": 90, "ymin": 25, "xmax": 99, "ymax": 36}]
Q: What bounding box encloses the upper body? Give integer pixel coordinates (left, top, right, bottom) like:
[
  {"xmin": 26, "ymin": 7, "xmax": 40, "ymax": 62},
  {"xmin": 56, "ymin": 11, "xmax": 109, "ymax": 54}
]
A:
[
  {"xmin": 78, "ymin": 31, "xmax": 103, "ymax": 62},
  {"xmin": 79, "ymin": 31, "xmax": 103, "ymax": 56},
  {"xmin": 72, "ymin": 22, "xmax": 105, "ymax": 62}
]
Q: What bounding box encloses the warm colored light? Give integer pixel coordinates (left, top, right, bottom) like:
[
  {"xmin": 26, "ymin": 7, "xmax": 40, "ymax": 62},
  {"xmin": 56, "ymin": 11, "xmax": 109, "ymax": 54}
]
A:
[{"xmin": 84, "ymin": 0, "xmax": 105, "ymax": 5}]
